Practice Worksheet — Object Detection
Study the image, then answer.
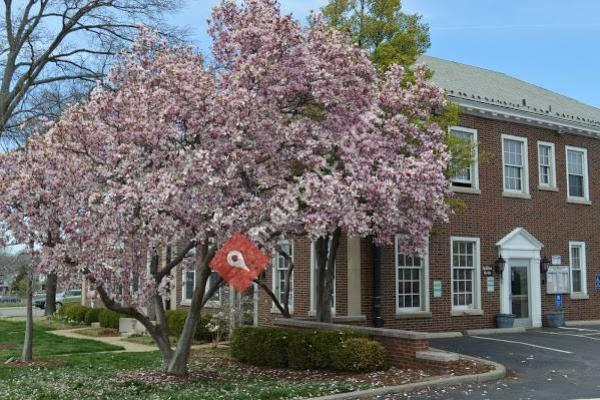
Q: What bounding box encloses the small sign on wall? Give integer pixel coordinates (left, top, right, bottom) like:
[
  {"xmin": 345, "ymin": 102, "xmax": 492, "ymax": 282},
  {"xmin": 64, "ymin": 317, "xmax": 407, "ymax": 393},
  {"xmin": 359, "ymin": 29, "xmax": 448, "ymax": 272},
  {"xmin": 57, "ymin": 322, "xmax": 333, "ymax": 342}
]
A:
[
  {"xmin": 487, "ymin": 276, "xmax": 495, "ymax": 292},
  {"xmin": 595, "ymin": 274, "xmax": 600, "ymax": 290},
  {"xmin": 433, "ymin": 280, "xmax": 442, "ymax": 298},
  {"xmin": 482, "ymin": 266, "xmax": 493, "ymax": 276},
  {"xmin": 552, "ymin": 255, "xmax": 562, "ymax": 265}
]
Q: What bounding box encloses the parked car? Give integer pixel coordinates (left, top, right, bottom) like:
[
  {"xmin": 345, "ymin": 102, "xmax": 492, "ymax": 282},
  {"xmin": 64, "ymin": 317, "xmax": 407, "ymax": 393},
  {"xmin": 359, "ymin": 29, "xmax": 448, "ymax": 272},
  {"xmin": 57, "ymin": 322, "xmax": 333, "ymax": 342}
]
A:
[
  {"xmin": 34, "ymin": 293, "xmax": 64, "ymax": 310},
  {"xmin": 0, "ymin": 295, "xmax": 21, "ymax": 303},
  {"xmin": 34, "ymin": 289, "xmax": 82, "ymax": 310}
]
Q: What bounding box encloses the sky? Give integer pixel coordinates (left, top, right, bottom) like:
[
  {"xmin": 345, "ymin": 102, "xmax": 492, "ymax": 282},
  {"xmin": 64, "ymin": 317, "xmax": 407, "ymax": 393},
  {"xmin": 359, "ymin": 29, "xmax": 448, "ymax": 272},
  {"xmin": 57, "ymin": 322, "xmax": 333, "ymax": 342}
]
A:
[{"xmin": 170, "ymin": 0, "xmax": 600, "ymax": 108}]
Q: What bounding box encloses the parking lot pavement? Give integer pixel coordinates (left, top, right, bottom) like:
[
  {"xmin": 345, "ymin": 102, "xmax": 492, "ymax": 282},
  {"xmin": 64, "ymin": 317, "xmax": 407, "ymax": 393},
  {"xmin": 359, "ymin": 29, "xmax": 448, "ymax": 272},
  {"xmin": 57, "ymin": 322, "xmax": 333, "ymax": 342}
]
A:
[
  {"xmin": 381, "ymin": 326, "xmax": 600, "ymax": 400},
  {"xmin": 0, "ymin": 307, "xmax": 43, "ymax": 318}
]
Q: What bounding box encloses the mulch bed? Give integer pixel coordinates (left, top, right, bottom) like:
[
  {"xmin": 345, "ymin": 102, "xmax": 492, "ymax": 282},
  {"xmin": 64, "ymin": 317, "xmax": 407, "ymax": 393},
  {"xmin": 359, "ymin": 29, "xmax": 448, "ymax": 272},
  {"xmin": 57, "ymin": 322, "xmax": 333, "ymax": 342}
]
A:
[
  {"xmin": 113, "ymin": 348, "xmax": 493, "ymax": 387},
  {"xmin": 114, "ymin": 370, "xmax": 219, "ymax": 385}
]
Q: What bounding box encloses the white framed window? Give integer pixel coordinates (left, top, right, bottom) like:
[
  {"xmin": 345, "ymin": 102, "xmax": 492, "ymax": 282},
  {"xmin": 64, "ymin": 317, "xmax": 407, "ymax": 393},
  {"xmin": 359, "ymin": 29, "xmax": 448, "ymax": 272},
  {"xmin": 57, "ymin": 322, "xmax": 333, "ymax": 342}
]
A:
[
  {"xmin": 449, "ymin": 126, "xmax": 479, "ymax": 192},
  {"xmin": 537, "ymin": 141, "xmax": 556, "ymax": 189},
  {"xmin": 309, "ymin": 241, "xmax": 336, "ymax": 315},
  {"xmin": 569, "ymin": 241, "xmax": 587, "ymax": 296},
  {"xmin": 566, "ymin": 146, "xmax": 590, "ymax": 202},
  {"xmin": 450, "ymin": 237, "xmax": 481, "ymax": 311},
  {"xmin": 181, "ymin": 270, "xmax": 221, "ymax": 306},
  {"xmin": 395, "ymin": 237, "xmax": 429, "ymax": 313},
  {"xmin": 272, "ymin": 240, "xmax": 294, "ymax": 311},
  {"xmin": 502, "ymin": 135, "xmax": 529, "ymax": 196}
]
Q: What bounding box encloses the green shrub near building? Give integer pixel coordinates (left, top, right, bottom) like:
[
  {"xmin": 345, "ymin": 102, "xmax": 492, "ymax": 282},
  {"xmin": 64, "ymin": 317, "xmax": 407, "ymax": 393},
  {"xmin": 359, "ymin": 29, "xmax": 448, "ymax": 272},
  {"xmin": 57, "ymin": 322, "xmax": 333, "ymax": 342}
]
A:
[{"xmin": 230, "ymin": 326, "xmax": 386, "ymax": 372}]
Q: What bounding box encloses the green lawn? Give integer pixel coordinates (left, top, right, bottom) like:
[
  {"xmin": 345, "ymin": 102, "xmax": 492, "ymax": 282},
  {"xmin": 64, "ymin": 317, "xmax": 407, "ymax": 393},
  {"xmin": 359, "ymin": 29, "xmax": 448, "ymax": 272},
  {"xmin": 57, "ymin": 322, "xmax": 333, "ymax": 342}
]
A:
[
  {"xmin": 0, "ymin": 302, "xmax": 27, "ymax": 308},
  {"xmin": 0, "ymin": 319, "xmax": 372, "ymax": 400},
  {"xmin": 0, "ymin": 319, "xmax": 123, "ymax": 359}
]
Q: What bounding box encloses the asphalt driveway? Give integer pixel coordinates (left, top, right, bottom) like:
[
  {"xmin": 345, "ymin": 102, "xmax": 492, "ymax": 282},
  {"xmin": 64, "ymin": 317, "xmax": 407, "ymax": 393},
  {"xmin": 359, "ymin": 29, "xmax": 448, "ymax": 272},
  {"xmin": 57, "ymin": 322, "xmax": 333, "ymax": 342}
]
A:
[{"xmin": 381, "ymin": 326, "xmax": 600, "ymax": 400}]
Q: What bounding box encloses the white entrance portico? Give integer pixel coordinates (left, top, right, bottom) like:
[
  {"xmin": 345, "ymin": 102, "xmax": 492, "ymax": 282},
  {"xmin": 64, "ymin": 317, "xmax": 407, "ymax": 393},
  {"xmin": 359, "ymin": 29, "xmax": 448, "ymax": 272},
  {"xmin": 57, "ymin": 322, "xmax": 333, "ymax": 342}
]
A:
[{"xmin": 496, "ymin": 228, "xmax": 543, "ymax": 328}]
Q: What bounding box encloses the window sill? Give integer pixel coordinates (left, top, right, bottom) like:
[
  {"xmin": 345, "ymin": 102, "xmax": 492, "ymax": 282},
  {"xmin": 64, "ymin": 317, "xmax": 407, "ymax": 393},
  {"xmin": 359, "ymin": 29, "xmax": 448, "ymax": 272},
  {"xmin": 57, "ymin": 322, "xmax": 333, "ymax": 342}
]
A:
[
  {"xmin": 205, "ymin": 301, "xmax": 222, "ymax": 308},
  {"xmin": 570, "ymin": 293, "xmax": 589, "ymax": 300},
  {"xmin": 567, "ymin": 197, "xmax": 592, "ymax": 206},
  {"xmin": 395, "ymin": 311, "xmax": 432, "ymax": 320},
  {"xmin": 180, "ymin": 301, "xmax": 191, "ymax": 307},
  {"xmin": 538, "ymin": 185, "xmax": 558, "ymax": 192},
  {"xmin": 502, "ymin": 191, "xmax": 531, "ymax": 200},
  {"xmin": 452, "ymin": 186, "xmax": 481, "ymax": 195},
  {"xmin": 451, "ymin": 309, "xmax": 484, "ymax": 317},
  {"xmin": 271, "ymin": 307, "xmax": 294, "ymax": 314}
]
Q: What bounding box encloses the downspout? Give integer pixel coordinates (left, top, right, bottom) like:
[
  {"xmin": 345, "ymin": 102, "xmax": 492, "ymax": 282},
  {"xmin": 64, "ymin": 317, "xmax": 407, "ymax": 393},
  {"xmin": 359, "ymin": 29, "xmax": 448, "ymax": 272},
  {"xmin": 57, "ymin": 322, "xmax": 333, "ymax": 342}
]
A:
[{"xmin": 371, "ymin": 239, "xmax": 384, "ymax": 327}]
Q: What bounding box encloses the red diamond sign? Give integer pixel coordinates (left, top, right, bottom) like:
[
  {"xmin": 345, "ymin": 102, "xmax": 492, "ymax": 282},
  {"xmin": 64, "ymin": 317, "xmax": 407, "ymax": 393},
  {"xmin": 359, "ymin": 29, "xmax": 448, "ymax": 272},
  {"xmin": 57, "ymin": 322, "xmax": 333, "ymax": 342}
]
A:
[{"xmin": 209, "ymin": 232, "xmax": 270, "ymax": 292}]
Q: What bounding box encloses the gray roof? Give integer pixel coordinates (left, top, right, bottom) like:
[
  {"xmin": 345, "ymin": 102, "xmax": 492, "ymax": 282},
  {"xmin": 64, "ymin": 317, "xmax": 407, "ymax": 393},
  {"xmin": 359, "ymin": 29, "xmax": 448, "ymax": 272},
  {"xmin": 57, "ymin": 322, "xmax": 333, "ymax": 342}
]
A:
[{"xmin": 419, "ymin": 55, "xmax": 600, "ymax": 132}]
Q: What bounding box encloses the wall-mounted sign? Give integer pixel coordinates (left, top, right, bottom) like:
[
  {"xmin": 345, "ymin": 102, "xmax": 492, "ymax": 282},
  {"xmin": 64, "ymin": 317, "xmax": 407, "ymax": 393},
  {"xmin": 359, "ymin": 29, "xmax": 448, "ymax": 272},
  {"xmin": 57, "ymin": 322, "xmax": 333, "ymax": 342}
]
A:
[
  {"xmin": 482, "ymin": 266, "xmax": 493, "ymax": 276},
  {"xmin": 595, "ymin": 274, "xmax": 600, "ymax": 290},
  {"xmin": 552, "ymin": 255, "xmax": 562, "ymax": 265},
  {"xmin": 547, "ymin": 266, "xmax": 569, "ymax": 294},
  {"xmin": 555, "ymin": 294, "xmax": 563, "ymax": 309},
  {"xmin": 433, "ymin": 280, "xmax": 442, "ymax": 298},
  {"xmin": 487, "ymin": 276, "xmax": 495, "ymax": 292}
]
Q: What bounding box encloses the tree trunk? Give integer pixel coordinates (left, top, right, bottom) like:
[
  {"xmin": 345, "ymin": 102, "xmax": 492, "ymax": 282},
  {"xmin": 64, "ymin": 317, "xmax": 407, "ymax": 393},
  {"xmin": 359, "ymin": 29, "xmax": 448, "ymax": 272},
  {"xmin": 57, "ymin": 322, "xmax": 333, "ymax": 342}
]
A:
[
  {"xmin": 167, "ymin": 242, "xmax": 211, "ymax": 375},
  {"xmin": 315, "ymin": 228, "xmax": 342, "ymax": 323},
  {"xmin": 44, "ymin": 272, "xmax": 57, "ymax": 316},
  {"xmin": 21, "ymin": 267, "xmax": 33, "ymax": 361}
]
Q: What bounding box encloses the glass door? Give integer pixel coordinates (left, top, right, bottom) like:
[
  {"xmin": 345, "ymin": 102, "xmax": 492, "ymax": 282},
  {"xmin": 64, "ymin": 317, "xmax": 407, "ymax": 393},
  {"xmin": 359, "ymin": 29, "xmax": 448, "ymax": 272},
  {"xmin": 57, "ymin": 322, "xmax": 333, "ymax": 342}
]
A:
[{"xmin": 510, "ymin": 263, "xmax": 530, "ymax": 326}]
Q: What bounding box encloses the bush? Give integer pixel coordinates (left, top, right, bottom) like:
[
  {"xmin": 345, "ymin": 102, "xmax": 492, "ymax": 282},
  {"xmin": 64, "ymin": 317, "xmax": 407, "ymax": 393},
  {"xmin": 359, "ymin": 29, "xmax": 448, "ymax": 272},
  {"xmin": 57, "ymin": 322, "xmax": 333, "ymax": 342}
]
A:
[
  {"xmin": 330, "ymin": 338, "xmax": 387, "ymax": 372},
  {"xmin": 58, "ymin": 304, "xmax": 89, "ymax": 323},
  {"xmin": 230, "ymin": 326, "xmax": 382, "ymax": 372},
  {"xmin": 84, "ymin": 308, "xmax": 102, "ymax": 325},
  {"xmin": 165, "ymin": 310, "xmax": 214, "ymax": 341},
  {"xmin": 98, "ymin": 309, "xmax": 122, "ymax": 329},
  {"xmin": 230, "ymin": 326, "xmax": 290, "ymax": 368}
]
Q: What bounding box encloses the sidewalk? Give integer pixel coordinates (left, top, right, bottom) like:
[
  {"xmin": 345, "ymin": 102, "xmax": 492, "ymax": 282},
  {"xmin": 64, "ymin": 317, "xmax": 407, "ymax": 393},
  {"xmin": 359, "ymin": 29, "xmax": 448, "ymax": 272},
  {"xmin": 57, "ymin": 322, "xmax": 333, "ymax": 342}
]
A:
[{"xmin": 49, "ymin": 328, "xmax": 215, "ymax": 353}]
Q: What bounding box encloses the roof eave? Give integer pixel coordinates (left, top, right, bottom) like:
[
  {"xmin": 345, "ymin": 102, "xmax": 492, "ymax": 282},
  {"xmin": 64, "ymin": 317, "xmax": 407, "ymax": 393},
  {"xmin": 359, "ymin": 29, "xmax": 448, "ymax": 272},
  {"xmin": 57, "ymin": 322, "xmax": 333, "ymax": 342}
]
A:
[{"xmin": 451, "ymin": 96, "xmax": 600, "ymax": 139}]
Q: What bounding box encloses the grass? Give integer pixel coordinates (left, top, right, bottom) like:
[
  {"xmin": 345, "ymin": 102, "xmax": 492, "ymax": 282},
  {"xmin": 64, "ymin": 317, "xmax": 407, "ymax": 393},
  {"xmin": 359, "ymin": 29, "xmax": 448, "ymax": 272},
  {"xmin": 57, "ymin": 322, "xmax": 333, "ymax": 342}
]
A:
[
  {"xmin": 75, "ymin": 327, "xmax": 120, "ymax": 337},
  {"xmin": 0, "ymin": 319, "xmax": 123, "ymax": 360},
  {"xmin": 0, "ymin": 301, "xmax": 27, "ymax": 308},
  {"xmin": 33, "ymin": 316, "xmax": 85, "ymax": 331},
  {"xmin": 0, "ymin": 320, "xmax": 373, "ymax": 400}
]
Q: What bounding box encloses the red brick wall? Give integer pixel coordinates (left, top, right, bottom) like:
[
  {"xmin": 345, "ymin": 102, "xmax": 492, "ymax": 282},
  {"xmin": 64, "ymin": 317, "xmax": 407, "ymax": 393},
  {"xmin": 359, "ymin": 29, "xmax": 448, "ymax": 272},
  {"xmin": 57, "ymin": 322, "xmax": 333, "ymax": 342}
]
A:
[{"xmin": 260, "ymin": 113, "xmax": 600, "ymax": 332}]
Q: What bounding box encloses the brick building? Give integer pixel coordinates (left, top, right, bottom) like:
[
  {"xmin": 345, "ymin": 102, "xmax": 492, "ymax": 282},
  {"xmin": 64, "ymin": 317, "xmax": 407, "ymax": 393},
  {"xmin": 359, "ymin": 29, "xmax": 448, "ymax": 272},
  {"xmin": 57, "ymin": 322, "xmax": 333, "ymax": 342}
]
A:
[{"xmin": 253, "ymin": 56, "xmax": 600, "ymax": 332}]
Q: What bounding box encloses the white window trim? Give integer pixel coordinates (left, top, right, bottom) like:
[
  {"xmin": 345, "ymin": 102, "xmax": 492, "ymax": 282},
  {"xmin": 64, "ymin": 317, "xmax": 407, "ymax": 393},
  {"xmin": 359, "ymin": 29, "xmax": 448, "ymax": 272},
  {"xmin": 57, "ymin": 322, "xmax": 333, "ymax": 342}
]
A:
[
  {"xmin": 501, "ymin": 134, "xmax": 530, "ymax": 198},
  {"xmin": 181, "ymin": 269, "xmax": 221, "ymax": 307},
  {"xmin": 271, "ymin": 240, "xmax": 294, "ymax": 313},
  {"xmin": 395, "ymin": 236, "xmax": 430, "ymax": 314},
  {"xmin": 309, "ymin": 241, "xmax": 336, "ymax": 316},
  {"xmin": 537, "ymin": 141, "xmax": 557, "ymax": 190},
  {"xmin": 566, "ymin": 145, "xmax": 590, "ymax": 203},
  {"xmin": 569, "ymin": 241, "xmax": 587, "ymax": 296},
  {"xmin": 449, "ymin": 126, "xmax": 480, "ymax": 194},
  {"xmin": 450, "ymin": 236, "xmax": 482, "ymax": 312}
]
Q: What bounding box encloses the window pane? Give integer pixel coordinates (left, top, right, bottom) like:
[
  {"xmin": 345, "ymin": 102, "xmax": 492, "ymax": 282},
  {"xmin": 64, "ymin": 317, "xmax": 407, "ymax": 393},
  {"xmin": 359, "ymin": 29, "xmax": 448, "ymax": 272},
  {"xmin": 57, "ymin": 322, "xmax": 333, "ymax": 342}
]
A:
[
  {"xmin": 185, "ymin": 271, "xmax": 194, "ymax": 300},
  {"xmin": 451, "ymin": 129, "xmax": 474, "ymax": 185},
  {"xmin": 568, "ymin": 175, "xmax": 584, "ymax": 198},
  {"xmin": 451, "ymin": 240, "xmax": 476, "ymax": 308},
  {"xmin": 397, "ymin": 250, "xmax": 423, "ymax": 310}
]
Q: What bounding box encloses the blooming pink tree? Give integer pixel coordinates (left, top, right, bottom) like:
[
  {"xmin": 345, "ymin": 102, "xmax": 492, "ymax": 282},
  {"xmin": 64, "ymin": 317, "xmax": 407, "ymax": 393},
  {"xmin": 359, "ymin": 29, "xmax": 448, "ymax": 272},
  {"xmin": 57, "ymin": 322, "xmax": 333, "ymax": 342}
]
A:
[{"xmin": 0, "ymin": 0, "xmax": 450, "ymax": 372}]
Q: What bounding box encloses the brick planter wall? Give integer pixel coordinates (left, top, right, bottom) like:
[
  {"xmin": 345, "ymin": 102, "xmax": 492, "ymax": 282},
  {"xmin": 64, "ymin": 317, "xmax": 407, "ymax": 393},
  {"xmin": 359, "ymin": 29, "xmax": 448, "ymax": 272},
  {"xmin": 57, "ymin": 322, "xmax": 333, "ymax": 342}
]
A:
[{"xmin": 273, "ymin": 319, "xmax": 441, "ymax": 369}]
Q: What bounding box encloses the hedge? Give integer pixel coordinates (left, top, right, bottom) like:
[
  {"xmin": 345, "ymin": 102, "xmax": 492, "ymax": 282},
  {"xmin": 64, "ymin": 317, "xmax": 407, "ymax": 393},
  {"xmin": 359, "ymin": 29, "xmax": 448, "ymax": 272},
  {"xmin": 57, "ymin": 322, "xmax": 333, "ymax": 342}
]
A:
[
  {"xmin": 165, "ymin": 310, "xmax": 213, "ymax": 341},
  {"xmin": 99, "ymin": 309, "xmax": 122, "ymax": 329},
  {"xmin": 58, "ymin": 304, "xmax": 89, "ymax": 323},
  {"xmin": 84, "ymin": 308, "xmax": 102, "ymax": 325},
  {"xmin": 230, "ymin": 326, "xmax": 386, "ymax": 372}
]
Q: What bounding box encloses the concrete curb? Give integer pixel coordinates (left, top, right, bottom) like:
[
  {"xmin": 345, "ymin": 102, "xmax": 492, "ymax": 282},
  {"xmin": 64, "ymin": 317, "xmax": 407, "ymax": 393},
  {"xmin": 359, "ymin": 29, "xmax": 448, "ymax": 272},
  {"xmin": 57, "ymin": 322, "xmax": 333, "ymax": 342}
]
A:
[
  {"xmin": 464, "ymin": 327, "xmax": 526, "ymax": 336},
  {"xmin": 307, "ymin": 354, "xmax": 506, "ymax": 400},
  {"xmin": 565, "ymin": 320, "xmax": 600, "ymax": 327}
]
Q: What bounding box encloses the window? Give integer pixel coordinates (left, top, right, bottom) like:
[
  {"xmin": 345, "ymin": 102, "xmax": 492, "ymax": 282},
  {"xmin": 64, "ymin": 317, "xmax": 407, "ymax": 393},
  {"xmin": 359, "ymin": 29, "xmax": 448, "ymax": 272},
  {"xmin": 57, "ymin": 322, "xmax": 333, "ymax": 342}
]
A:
[
  {"xmin": 309, "ymin": 241, "xmax": 336, "ymax": 314},
  {"xmin": 396, "ymin": 237, "xmax": 429, "ymax": 313},
  {"xmin": 272, "ymin": 240, "xmax": 294, "ymax": 310},
  {"xmin": 181, "ymin": 270, "xmax": 221, "ymax": 305},
  {"xmin": 449, "ymin": 126, "xmax": 479, "ymax": 191},
  {"xmin": 569, "ymin": 241, "xmax": 587, "ymax": 295},
  {"xmin": 451, "ymin": 237, "xmax": 480, "ymax": 310},
  {"xmin": 566, "ymin": 146, "xmax": 589, "ymax": 202},
  {"xmin": 502, "ymin": 135, "xmax": 529, "ymax": 196},
  {"xmin": 537, "ymin": 141, "xmax": 556, "ymax": 189}
]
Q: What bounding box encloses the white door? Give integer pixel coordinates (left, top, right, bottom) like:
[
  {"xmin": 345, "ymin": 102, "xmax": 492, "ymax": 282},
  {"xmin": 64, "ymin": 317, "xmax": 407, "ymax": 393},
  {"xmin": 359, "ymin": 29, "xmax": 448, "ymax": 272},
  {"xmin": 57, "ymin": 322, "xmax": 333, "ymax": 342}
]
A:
[{"xmin": 510, "ymin": 259, "xmax": 532, "ymax": 327}]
